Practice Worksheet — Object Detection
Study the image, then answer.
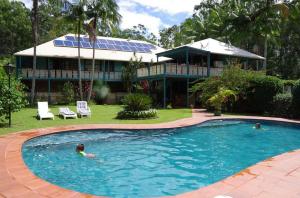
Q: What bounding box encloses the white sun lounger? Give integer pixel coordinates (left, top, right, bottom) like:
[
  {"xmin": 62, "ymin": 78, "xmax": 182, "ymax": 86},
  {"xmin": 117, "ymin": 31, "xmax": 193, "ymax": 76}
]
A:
[
  {"xmin": 37, "ymin": 102, "xmax": 54, "ymax": 120},
  {"xmin": 59, "ymin": 107, "xmax": 77, "ymax": 119},
  {"xmin": 76, "ymin": 101, "xmax": 91, "ymax": 118}
]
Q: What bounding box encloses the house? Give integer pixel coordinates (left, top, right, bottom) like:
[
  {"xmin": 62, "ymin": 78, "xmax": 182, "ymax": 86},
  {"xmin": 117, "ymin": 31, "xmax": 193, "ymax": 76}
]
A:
[{"xmin": 14, "ymin": 34, "xmax": 264, "ymax": 107}]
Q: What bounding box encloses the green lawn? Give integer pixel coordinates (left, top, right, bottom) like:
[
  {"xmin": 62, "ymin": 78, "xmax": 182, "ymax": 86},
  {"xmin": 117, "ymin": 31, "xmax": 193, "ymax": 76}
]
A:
[{"xmin": 0, "ymin": 105, "xmax": 192, "ymax": 135}]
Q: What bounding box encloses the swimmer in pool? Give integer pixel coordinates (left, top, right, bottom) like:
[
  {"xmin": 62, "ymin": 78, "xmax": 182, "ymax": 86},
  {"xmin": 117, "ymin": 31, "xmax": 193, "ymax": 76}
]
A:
[
  {"xmin": 76, "ymin": 144, "xmax": 95, "ymax": 158},
  {"xmin": 255, "ymin": 123, "xmax": 261, "ymax": 129}
]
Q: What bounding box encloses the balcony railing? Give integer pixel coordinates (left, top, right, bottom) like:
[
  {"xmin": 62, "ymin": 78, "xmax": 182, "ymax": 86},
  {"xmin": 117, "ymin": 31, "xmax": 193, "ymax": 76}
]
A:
[
  {"xmin": 20, "ymin": 69, "xmax": 122, "ymax": 81},
  {"xmin": 137, "ymin": 63, "xmax": 223, "ymax": 78}
]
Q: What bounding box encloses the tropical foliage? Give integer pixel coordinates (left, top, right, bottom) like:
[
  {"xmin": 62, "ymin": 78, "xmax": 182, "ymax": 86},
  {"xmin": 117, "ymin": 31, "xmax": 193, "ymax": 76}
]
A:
[
  {"xmin": 122, "ymin": 53, "xmax": 144, "ymax": 93},
  {"xmin": 62, "ymin": 81, "xmax": 75, "ymax": 104},
  {"xmin": 117, "ymin": 93, "xmax": 157, "ymax": 120},
  {"xmin": 0, "ymin": 76, "xmax": 27, "ymax": 123},
  {"xmin": 208, "ymin": 88, "xmax": 236, "ymax": 116},
  {"xmin": 192, "ymin": 65, "xmax": 284, "ymax": 115},
  {"xmin": 84, "ymin": 0, "xmax": 121, "ymax": 102}
]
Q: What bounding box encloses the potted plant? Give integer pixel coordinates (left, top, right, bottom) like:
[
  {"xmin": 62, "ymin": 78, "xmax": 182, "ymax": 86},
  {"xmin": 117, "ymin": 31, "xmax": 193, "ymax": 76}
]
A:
[{"xmin": 208, "ymin": 88, "xmax": 236, "ymax": 116}]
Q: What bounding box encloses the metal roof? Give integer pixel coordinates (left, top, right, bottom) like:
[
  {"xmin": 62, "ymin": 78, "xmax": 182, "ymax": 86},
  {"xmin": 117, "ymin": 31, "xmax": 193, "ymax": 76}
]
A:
[
  {"xmin": 157, "ymin": 38, "xmax": 265, "ymax": 60},
  {"xmin": 14, "ymin": 34, "xmax": 170, "ymax": 63}
]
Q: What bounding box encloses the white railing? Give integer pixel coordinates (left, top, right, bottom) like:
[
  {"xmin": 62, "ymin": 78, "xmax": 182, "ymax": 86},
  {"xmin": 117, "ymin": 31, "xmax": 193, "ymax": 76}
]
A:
[
  {"xmin": 210, "ymin": 67, "xmax": 223, "ymax": 76},
  {"xmin": 137, "ymin": 64, "xmax": 223, "ymax": 77},
  {"xmin": 21, "ymin": 68, "xmax": 121, "ymax": 81}
]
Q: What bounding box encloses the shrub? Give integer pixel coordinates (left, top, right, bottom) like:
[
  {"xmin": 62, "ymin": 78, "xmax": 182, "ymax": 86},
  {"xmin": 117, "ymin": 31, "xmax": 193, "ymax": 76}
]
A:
[
  {"xmin": 62, "ymin": 81, "xmax": 75, "ymax": 104},
  {"xmin": 292, "ymin": 80, "xmax": 300, "ymax": 117},
  {"xmin": 245, "ymin": 75, "xmax": 283, "ymax": 114},
  {"xmin": 117, "ymin": 93, "xmax": 157, "ymax": 119},
  {"xmin": 208, "ymin": 88, "xmax": 237, "ymax": 116},
  {"xmin": 93, "ymin": 81, "xmax": 110, "ymax": 104},
  {"xmin": 122, "ymin": 93, "xmax": 152, "ymax": 111},
  {"xmin": 116, "ymin": 109, "xmax": 157, "ymax": 120},
  {"xmin": 272, "ymin": 93, "xmax": 292, "ymax": 118},
  {"xmin": 0, "ymin": 76, "xmax": 28, "ymax": 123},
  {"xmin": 192, "ymin": 65, "xmax": 284, "ymax": 114},
  {"xmin": 191, "ymin": 77, "xmax": 222, "ymax": 106}
]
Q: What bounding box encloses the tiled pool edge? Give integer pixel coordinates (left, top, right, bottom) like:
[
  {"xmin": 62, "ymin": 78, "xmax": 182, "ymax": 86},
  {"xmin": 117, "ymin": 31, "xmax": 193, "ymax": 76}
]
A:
[{"xmin": 1, "ymin": 110, "xmax": 300, "ymax": 198}]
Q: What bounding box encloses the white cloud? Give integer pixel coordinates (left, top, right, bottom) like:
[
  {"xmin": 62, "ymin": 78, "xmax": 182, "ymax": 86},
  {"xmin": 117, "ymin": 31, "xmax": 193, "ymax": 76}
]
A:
[
  {"xmin": 119, "ymin": 7, "xmax": 163, "ymax": 36},
  {"xmin": 125, "ymin": 0, "xmax": 199, "ymax": 15},
  {"xmin": 119, "ymin": 0, "xmax": 167, "ymax": 36}
]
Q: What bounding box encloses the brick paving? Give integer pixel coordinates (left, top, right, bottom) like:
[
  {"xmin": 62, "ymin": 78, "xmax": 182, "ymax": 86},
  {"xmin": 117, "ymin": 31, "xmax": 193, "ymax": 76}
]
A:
[{"xmin": 0, "ymin": 109, "xmax": 300, "ymax": 198}]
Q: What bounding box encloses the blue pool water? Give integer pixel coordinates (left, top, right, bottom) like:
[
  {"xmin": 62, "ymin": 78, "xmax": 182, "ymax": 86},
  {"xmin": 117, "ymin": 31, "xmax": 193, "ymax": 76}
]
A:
[{"xmin": 22, "ymin": 120, "xmax": 300, "ymax": 197}]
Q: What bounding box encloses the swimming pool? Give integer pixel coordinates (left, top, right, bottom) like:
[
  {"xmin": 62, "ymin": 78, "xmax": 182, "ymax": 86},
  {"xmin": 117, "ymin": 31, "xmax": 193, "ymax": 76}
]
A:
[{"xmin": 22, "ymin": 120, "xmax": 300, "ymax": 197}]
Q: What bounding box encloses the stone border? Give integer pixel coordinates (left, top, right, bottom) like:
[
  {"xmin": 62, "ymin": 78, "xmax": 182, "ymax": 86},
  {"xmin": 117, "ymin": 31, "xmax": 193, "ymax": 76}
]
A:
[{"xmin": 0, "ymin": 109, "xmax": 300, "ymax": 198}]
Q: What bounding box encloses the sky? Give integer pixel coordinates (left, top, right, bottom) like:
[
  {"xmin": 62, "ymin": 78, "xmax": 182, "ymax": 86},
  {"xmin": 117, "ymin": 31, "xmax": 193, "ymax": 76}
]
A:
[{"xmin": 20, "ymin": 0, "xmax": 200, "ymax": 36}]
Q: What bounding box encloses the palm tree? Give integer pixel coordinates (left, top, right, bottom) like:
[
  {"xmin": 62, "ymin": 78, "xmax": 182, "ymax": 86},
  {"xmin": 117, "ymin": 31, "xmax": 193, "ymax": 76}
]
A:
[
  {"xmin": 30, "ymin": 0, "xmax": 38, "ymax": 105},
  {"xmin": 64, "ymin": 0, "xmax": 87, "ymax": 100},
  {"xmin": 85, "ymin": 0, "xmax": 121, "ymax": 102},
  {"xmin": 224, "ymin": 1, "xmax": 289, "ymax": 69}
]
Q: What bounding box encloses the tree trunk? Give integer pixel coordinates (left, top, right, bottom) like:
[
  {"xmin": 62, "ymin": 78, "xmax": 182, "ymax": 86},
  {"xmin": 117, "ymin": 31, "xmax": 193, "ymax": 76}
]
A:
[
  {"xmin": 87, "ymin": 39, "xmax": 96, "ymax": 101},
  {"xmin": 263, "ymin": 35, "xmax": 268, "ymax": 70},
  {"xmin": 77, "ymin": 20, "xmax": 83, "ymax": 100},
  {"xmin": 30, "ymin": 0, "xmax": 38, "ymax": 106},
  {"xmin": 87, "ymin": 17, "xmax": 97, "ymax": 102}
]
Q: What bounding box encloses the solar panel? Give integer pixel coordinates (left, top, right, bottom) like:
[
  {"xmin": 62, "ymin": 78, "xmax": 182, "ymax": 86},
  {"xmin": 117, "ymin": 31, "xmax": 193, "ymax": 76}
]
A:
[
  {"xmin": 114, "ymin": 40, "xmax": 122, "ymax": 45},
  {"xmin": 106, "ymin": 44, "xmax": 116, "ymax": 50},
  {"xmin": 64, "ymin": 40, "xmax": 73, "ymax": 47},
  {"xmin": 83, "ymin": 38, "xmax": 90, "ymax": 43},
  {"xmin": 54, "ymin": 40, "xmax": 64, "ymax": 46},
  {"xmin": 72, "ymin": 37, "xmax": 84, "ymax": 42},
  {"xmin": 107, "ymin": 40, "xmax": 115, "ymax": 45},
  {"xmin": 82, "ymin": 42, "xmax": 91, "ymax": 48},
  {"xmin": 129, "ymin": 46, "xmax": 137, "ymax": 52},
  {"xmin": 135, "ymin": 43, "xmax": 144, "ymax": 48},
  {"xmin": 136, "ymin": 47, "xmax": 146, "ymax": 53},
  {"xmin": 73, "ymin": 41, "xmax": 83, "ymax": 47},
  {"xmin": 121, "ymin": 46, "xmax": 131, "ymax": 51},
  {"xmin": 54, "ymin": 37, "xmax": 155, "ymax": 53},
  {"xmin": 98, "ymin": 43, "xmax": 108, "ymax": 49},
  {"xmin": 114, "ymin": 45, "xmax": 123, "ymax": 51},
  {"xmin": 98, "ymin": 39, "xmax": 108, "ymax": 44},
  {"xmin": 128, "ymin": 42, "xmax": 137, "ymax": 47},
  {"xmin": 143, "ymin": 48, "xmax": 152, "ymax": 53},
  {"xmin": 65, "ymin": 36, "xmax": 76, "ymax": 41},
  {"xmin": 93, "ymin": 43, "xmax": 100, "ymax": 49},
  {"xmin": 119, "ymin": 41, "xmax": 128, "ymax": 46},
  {"xmin": 141, "ymin": 43, "xmax": 149, "ymax": 48}
]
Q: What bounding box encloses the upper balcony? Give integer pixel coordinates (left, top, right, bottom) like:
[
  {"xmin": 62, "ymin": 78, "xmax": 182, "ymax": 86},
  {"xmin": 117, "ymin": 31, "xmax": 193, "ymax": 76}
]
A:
[
  {"xmin": 137, "ymin": 63, "xmax": 223, "ymax": 79},
  {"xmin": 19, "ymin": 68, "xmax": 122, "ymax": 81}
]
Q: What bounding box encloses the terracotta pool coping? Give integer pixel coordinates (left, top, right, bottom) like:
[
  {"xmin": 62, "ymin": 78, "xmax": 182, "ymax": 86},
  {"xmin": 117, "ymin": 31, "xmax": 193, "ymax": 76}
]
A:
[{"xmin": 1, "ymin": 109, "xmax": 300, "ymax": 198}]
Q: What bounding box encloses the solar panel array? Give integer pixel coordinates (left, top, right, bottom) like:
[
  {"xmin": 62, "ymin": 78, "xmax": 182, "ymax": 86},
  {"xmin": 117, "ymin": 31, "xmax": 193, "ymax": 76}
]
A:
[{"xmin": 53, "ymin": 36, "xmax": 156, "ymax": 53}]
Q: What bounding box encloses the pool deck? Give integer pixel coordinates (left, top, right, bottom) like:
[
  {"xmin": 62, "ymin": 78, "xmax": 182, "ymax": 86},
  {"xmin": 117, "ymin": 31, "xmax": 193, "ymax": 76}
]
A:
[{"xmin": 1, "ymin": 109, "xmax": 300, "ymax": 198}]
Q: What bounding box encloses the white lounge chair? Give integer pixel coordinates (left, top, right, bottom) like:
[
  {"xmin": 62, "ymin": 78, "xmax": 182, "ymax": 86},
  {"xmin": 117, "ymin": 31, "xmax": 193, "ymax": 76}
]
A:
[
  {"xmin": 59, "ymin": 107, "xmax": 77, "ymax": 119},
  {"xmin": 37, "ymin": 102, "xmax": 54, "ymax": 120},
  {"xmin": 76, "ymin": 101, "xmax": 91, "ymax": 118}
]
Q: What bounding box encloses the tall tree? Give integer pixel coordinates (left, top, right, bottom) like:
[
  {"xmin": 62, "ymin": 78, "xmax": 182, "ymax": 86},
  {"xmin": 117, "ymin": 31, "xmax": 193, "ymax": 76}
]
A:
[
  {"xmin": 64, "ymin": 0, "xmax": 87, "ymax": 100},
  {"xmin": 122, "ymin": 53, "xmax": 143, "ymax": 93},
  {"xmin": 30, "ymin": 0, "xmax": 38, "ymax": 105},
  {"xmin": 114, "ymin": 24, "xmax": 157, "ymax": 45},
  {"xmin": 85, "ymin": 0, "xmax": 121, "ymax": 102},
  {"xmin": 0, "ymin": 0, "xmax": 31, "ymax": 56}
]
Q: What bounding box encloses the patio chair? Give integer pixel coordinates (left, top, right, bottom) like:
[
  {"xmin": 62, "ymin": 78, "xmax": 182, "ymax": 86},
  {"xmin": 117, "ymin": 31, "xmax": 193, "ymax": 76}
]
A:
[
  {"xmin": 76, "ymin": 101, "xmax": 91, "ymax": 118},
  {"xmin": 37, "ymin": 102, "xmax": 54, "ymax": 120},
  {"xmin": 59, "ymin": 107, "xmax": 77, "ymax": 119}
]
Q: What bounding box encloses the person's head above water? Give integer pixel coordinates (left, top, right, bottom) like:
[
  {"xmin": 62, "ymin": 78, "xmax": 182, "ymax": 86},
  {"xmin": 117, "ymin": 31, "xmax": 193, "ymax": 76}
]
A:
[
  {"xmin": 76, "ymin": 144, "xmax": 85, "ymax": 153},
  {"xmin": 255, "ymin": 123, "xmax": 261, "ymax": 129}
]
